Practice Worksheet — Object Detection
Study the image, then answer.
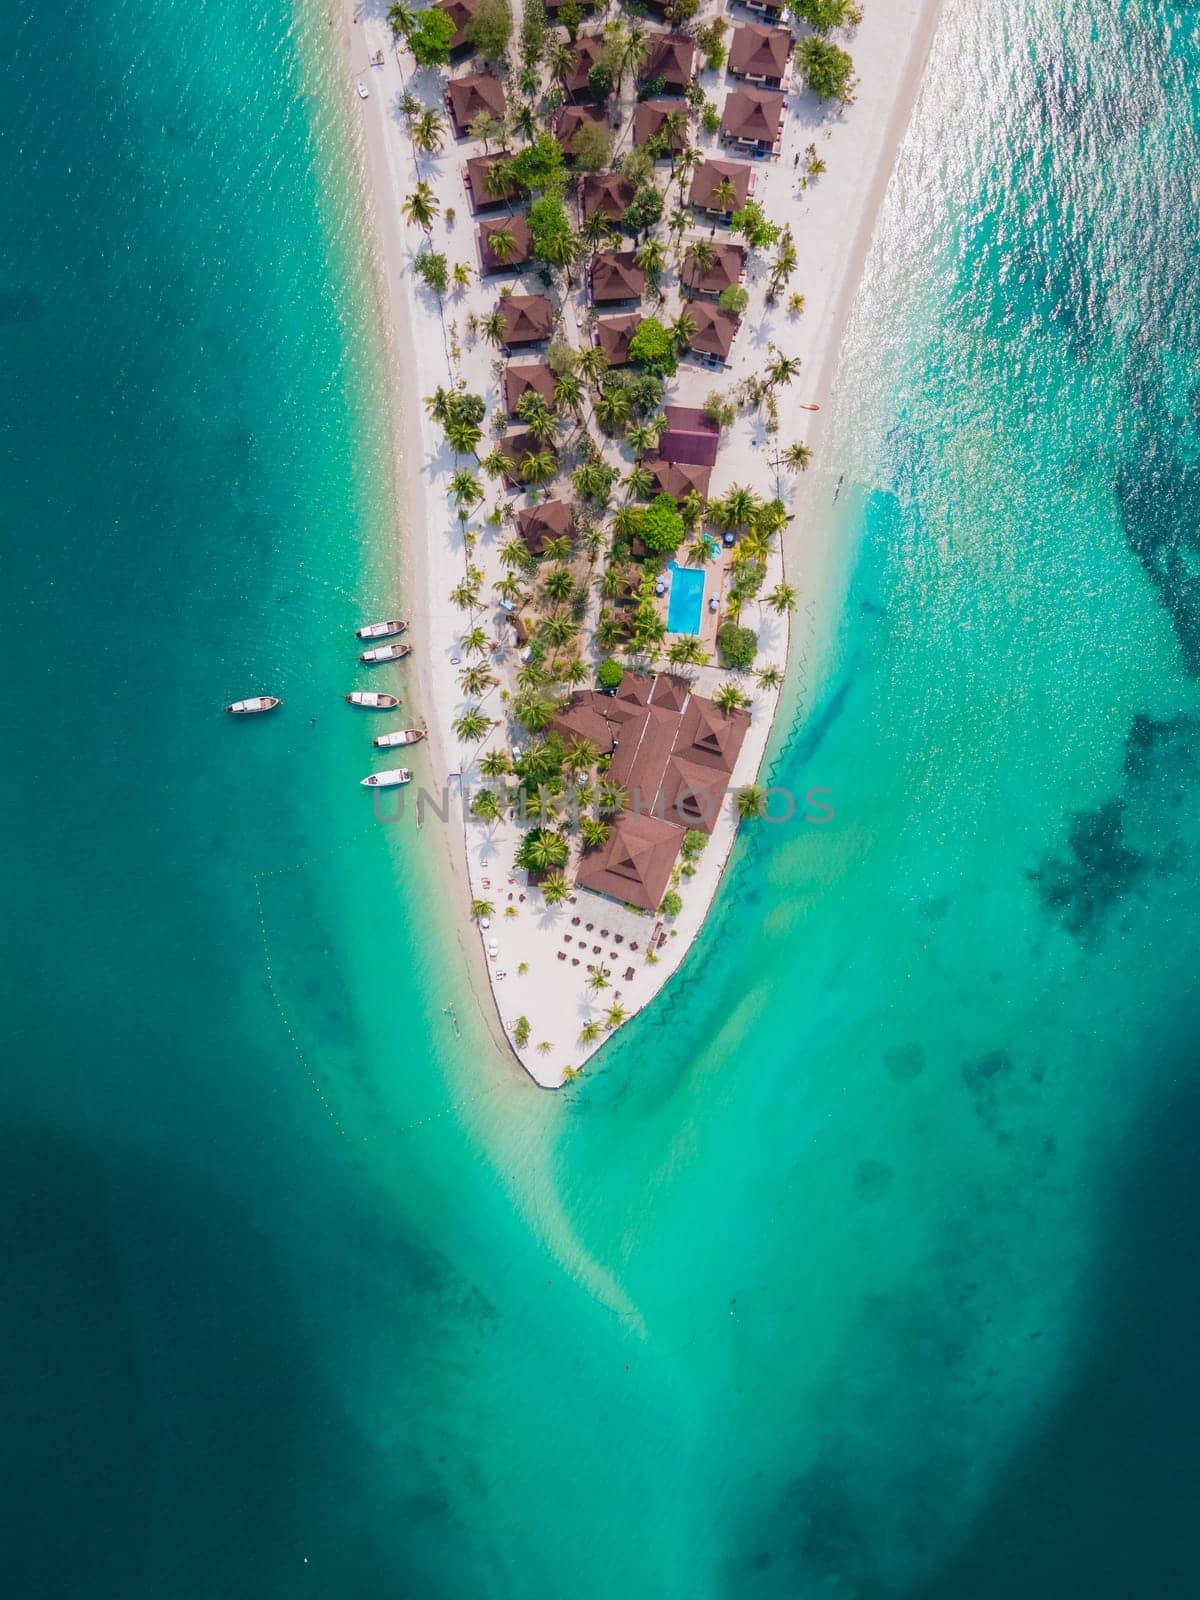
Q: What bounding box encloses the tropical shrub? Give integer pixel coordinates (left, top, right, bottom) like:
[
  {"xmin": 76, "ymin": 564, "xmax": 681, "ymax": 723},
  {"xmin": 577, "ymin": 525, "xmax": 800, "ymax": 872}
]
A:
[
  {"xmin": 640, "ymin": 493, "xmax": 685, "ymax": 556},
  {"xmin": 465, "ymin": 0, "xmax": 513, "ymax": 57},
  {"xmin": 798, "ymin": 37, "xmax": 858, "ymax": 103},
  {"xmin": 408, "ymin": 8, "xmax": 456, "ymax": 65},
  {"xmin": 717, "ymin": 621, "xmax": 758, "ymax": 669},
  {"xmin": 597, "ymin": 656, "xmax": 624, "ymax": 691},
  {"xmin": 627, "ymin": 317, "xmax": 676, "ymax": 378}
]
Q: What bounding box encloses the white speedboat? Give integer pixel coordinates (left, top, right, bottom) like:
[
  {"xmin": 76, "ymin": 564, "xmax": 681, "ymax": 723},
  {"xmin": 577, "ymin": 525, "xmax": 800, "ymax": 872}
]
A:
[
  {"xmin": 359, "ymin": 642, "xmax": 411, "ymax": 664},
  {"xmin": 356, "ymin": 79, "xmax": 369, "ymax": 100},
  {"xmin": 360, "ymin": 768, "xmax": 411, "ymax": 788},
  {"xmin": 226, "ymin": 696, "xmax": 281, "ymax": 714},
  {"xmin": 373, "ymin": 728, "xmax": 426, "ymax": 748},
  {"xmin": 356, "ymin": 619, "xmax": 408, "ymax": 640},
  {"xmin": 346, "ymin": 691, "xmax": 399, "ymax": 709}
]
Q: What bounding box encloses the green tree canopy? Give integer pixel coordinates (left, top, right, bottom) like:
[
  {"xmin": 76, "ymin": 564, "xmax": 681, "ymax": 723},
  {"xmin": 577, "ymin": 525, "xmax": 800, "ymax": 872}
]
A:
[
  {"xmin": 793, "ymin": 0, "xmax": 862, "ymax": 32},
  {"xmin": 597, "ymin": 657, "xmax": 624, "ymax": 690},
  {"xmin": 465, "ymin": 0, "xmax": 513, "ymax": 58},
  {"xmin": 510, "ymin": 133, "xmax": 566, "ymax": 191},
  {"xmin": 408, "ymin": 8, "xmax": 456, "ymax": 65},
  {"xmin": 798, "ymin": 36, "xmax": 858, "ymax": 103},
  {"xmin": 627, "ymin": 317, "xmax": 677, "ymax": 378},
  {"xmin": 716, "ymin": 622, "xmax": 757, "ymax": 669},
  {"xmin": 622, "ymin": 183, "xmax": 664, "ymax": 236},
  {"xmin": 640, "ymin": 493, "xmax": 685, "ymax": 556}
]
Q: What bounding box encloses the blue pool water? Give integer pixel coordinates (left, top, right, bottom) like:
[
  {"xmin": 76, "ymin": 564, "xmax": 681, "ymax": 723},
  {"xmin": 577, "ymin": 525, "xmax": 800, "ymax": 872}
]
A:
[{"xmin": 666, "ymin": 561, "xmax": 705, "ymax": 634}]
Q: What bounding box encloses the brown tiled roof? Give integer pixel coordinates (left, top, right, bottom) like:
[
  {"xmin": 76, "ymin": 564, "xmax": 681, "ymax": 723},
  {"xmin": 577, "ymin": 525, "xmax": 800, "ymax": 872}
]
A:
[
  {"xmin": 590, "ymin": 249, "xmax": 645, "ymax": 304},
  {"xmin": 610, "ymin": 703, "xmax": 681, "ymax": 803},
  {"xmin": 498, "ymin": 294, "xmax": 555, "ymax": 346},
  {"xmin": 478, "ymin": 213, "xmax": 532, "ymax": 274},
  {"xmin": 652, "ymin": 673, "xmax": 692, "ymax": 714},
  {"xmin": 658, "ymin": 405, "xmax": 721, "ymax": 466},
  {"xmin": 721, "ymin": 87, "xmax": 785, "ymax": 148},
  {"xmin": 437, "ymin": 0, "xmax": 481, "ymax": 52},
  {"xmin": 681, "ymin": 302, "xmax": 740, "ymax": 361},
  {"xmin": 659, "ymin": 697, "xmax": 750, "ymax": 834},
  {"xmin": 727, "ymin": 23, "xmax": 793, "ymax": 84},
  {"xmin": 638, "ymin": 34, "xmax": 698, "ymax": 91},
  {"xmin": 644, "ymin": 458, "xmax": 712, "ymax": 501},
  {"xmin": 446, "ymin": 72, "xmax": 507, "ymax": 135},
  {"xmin": 681, "ymin": 240, "xmax": 747, "ymax": 297},
  {"xmin": 594, "ymin": 314, "xmax": 643, "ymax": 367},
  {"xmin": 502, "ymin": 362, "xmax": 556, "ymax": 416},
  {"xmin": 561, "ymin": 36, "xmax": 607, "ymax": 99},
  {"xmin": 464, "ymin": 153, "xmax": 526, "ymax": 211},
  {"xmin": 550, "ymin": 691, "xmax": 620, "ymax": 753},
  {"xmin": 555, "ymin": 103, "xmax": 608, "ymax": 149},
  {"xmin": 688, "ymin": 159, "xmax": 754, "ymax": 214},
  {"xmin": 633, "ymin": 99, "xmax": 691, "ymax": 153},
  {"xmin": 574, "ymin": 810, "xmax": 682, "ymax": 912},
  {"xmin": 516, "ymin": 500, "xmax": 576, "ymax": 556},
  {"xmin": 579, "ymin": 172, "xmax": 636, "ymax": 223}
]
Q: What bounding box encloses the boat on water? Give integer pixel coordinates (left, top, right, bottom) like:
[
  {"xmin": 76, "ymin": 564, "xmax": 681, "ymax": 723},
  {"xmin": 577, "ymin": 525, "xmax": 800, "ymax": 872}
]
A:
[
  {"xmin": 373, "ymin": 728, "xmax": 426, "ymax": 748},
  {"xmin": 346, "ymin": 691, "xmax": 399, "ymax": 709},
  {"xmin": 355, "ymin": 619, "xmax": 408, "ymax": 640},
  {"xmin": 226, "ymin": 696, "xmax": 281, "ymax": 715},
  {"xmin": 359, "ymin": 642, "xmax": 411, "ymax": 664},
  {"xmin": 360, "ymin": 768, "xmax": 412, "ymax": 788}
]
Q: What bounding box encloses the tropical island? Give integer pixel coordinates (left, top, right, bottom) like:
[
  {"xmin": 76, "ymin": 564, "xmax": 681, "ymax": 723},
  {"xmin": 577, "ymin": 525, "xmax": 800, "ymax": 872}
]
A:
[{"xmin": 343, "ymin": 0, "xmax": 937, "ymax": 1084}]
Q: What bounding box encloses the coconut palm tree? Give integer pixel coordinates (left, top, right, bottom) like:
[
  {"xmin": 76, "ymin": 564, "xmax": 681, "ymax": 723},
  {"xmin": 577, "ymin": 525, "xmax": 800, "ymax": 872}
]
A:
[
  {"xmin": 470, "ymin": 896, "xmax": 495, "ymax": 920},
  {"xmin": 594, "ymin": 613, "xmax": 627, "ymax": 653},
  {"xmin": 606, "ymin": 21, "xmax": 649, "ymax": 95},
  {"xmin": 386, "ymin": 1, "xmax": 414, "ymax": 37},
  {"xmin": 461, "ymin": 624, "xmax": 489, "ymax": 656},
  {"xmin": 667, "ymin": 637, "xmax": 710, "ymax": 667},
  {"xmin": 756, "ymin": 665, "xmax": 784, "ymax": 690},
  {"xmin": 468, "ymin": 111, "xmax": 506, "ymax": 151},
  {"xmin": 595, "ymin": 387, "xmax": 631, "ymax": 432},
  {"xmin": 471, "ymin": 789, "xmax": 504, "ymax": 824},
  {"xmin": 624, "ymin": 419, "xmax": 658, "ymax": 460},
  {"xmin": 479, "ymin": 747, "xmax": 512, "ymax": 779},
  {"xmin": 577, "ymin": 344, "xmax": 610, "ymax": 384},
  {"xmin": 411, "ymin": 108, "xmax": 446, "ymax": 157},
  {"xmin": 453, "ymin": 707, "xmax": 492, "ymax": 741},
  {"xmin": 481, "ymin": 309, "xmax": 508, "ymax": 347},
  {"xmin": 449, "ymin": 578, "xmax": 481, "ymax": 610},
  {"xmin": 597, "ymin": 781, "xmax": 628, "ymax": 815},
  {"xmin": 634, "ymin": 237, "xmax": 667, "ymax": 294},
  {"xmin": 711, "ymin": 483, "xmax": 758, "ymax": 531},
  {"xmin": 552, "ymin": 371, "xmax": 585, "ymax": 420},
  {"xmin": 480, "ymin": 448, "xmax": 510, "ymax": 481},
  {"xmin": 450, "ymin": 468, "xmax": 482, "ymax": 508},
  {"xmin": 539, "ymin": 226, "xmax": 584, "ymax": 285},
  {"xmin": 543, "ymin": 534, "xmax": 574, "ymax": 563},
  {"xmin": 735, "ymin": 783, "xmax": 766, "ymax": 819},
  {"xmin": 669, "ymin": 310, "xmax": 697, "ymax": 352},
  {"xmin": 515, "ymin": 392, "xmax": 558, "ymax": 444},
  {"xmin": 543, "ymin": 565, "xmax": 574, "ymax": 604},
  {"xmin": 581, "ymin": 209, "xmax": 615, "ymax": 251},
  {"xmin": 587, "ymin": 966, "xmax": 611, "ymax": 992},
  {"xmin": 579, "ymin": 816, "xmax": 610, "ymax": 851},
  {"xmin": 424, "ymin": 386, "xmax": 451, "ymax": 424},
  {"xmin": 624, "ymin": 464, "xmax": 654, "ymax": 499},
  {"xmin": 522, "ymin": 829, "xmax": 570, "ymax": 871},
  {"xmin": 486, "ymin": 225, "xmax": 519, "ymax": 264},
  {"xmin": 513, "ymin": 690, "xmax": 561, "ymax": 734},
  {"xmin": 766, "ymin": 350, "xmax": 802, "ymax": 389},
  {"xmin": 402, "ymin": 181, "xmax": 439, "ymax": 232},
  {"xmin": 560, "ymin": 656, "xmax": 589, "ymax": 685},
  {"xmin": 459, "ymin": 662, "xmax": 497, "ymax": 696},
  {"xmin": 579, "ymin": 1019, "xmax": 603, "ymax": 1045},
  {"xmin": 675, "ymin": 145, "xmax": 701, "ymax": 199},
  {"xmin": 766, "ymin": 581, "xmax": 798, "ymax": 614},
  {"xmin": 564, "ymin": 737, "xmax": 600, "ymax": 779},
  {"xmin": 516, "ymin": 661, "xmax": 549, "ymax": 692},
  {"xmin": 715, "ymin": 682, "xmax": 752, "ymax": 714},
  {"xmin": 484, "ymin": 157, "xmax": 518, "ymax": 208},
  {"xmin": 452, "ymin": 262, "xmax": 472, "ymax": 294},
  {"xmin": 540, "ymin": 611, "xmax": 579, "ymax": 650},
  {"xmin": 780, "ymin": 441, "xmax": 812, "ymax": 473},
  {"xmin": 604, "ymin": 1002, "xmax": 627, "ymax": 1030},
  {"xmin": 660, "ymin": 109, "xmax": 688, "ymax": 169},
  {"xmin": 710, "ymin": 176, "xmax": 737, "ymax": 218},
  {"xmin": 541, "ymin": 870, "xmax": 571, "ymax": 906},
  {"xmin": 683, "ymin": 237, "xmax": 717, "ymax": 286},
  {"xmin": 498, "ymin": 535, "xmax": 532, "ymax": 570},
  {"xmin": 520, "ymin": 449, "xmax": 557, "ymax": 487}
]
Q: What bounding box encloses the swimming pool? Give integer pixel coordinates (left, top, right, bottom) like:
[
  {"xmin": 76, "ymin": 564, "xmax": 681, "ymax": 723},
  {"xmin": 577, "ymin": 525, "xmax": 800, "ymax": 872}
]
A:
[{"xmin": 666, "ymin": 561, "xmax": 705, "ymax": 635}]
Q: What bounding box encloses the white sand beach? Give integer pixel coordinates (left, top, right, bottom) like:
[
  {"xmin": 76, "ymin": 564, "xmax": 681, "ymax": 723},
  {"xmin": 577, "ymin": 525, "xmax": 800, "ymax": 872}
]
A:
[{"xmin": 336, "ymin": 0, "xmax": 943, "ymax": 1085}]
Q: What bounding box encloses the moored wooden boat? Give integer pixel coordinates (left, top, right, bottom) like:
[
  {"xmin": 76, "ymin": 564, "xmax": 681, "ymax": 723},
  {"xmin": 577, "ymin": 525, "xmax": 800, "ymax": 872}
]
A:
[
  {"xmin": 359, "ymin": 642, "xmax": 412, "ymax": 664},
  {"xmin": 372, "ymin": 728, "xmax": 426, "ymax": 748},
  {"xmin": 360, "ymin": 768, "xmax": 412, "ymax": 788},
  {"xmin": 355, "ymin": 619, "xmax": 408, "ymax": 640},
  {"xmin": 345, "ymin": 690, "xmax": 399, "ymax": 709},
  {"xmin": 226, "ymin": 696, "xmax": 281, "ymax": 715}
]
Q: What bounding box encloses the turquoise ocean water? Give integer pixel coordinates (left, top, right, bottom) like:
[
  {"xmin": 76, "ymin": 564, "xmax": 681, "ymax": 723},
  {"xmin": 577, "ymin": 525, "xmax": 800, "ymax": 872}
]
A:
[{"xmin": 4, "ymin": 0, "xmax": 1200, "ymax": 1594}]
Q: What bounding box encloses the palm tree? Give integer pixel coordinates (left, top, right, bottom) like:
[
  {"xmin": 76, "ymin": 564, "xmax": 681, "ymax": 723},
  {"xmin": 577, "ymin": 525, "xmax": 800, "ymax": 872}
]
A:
[
  {"xmin": 386, "ymin": 1, "xmax": 414, "ymax": 37},
  {"xmin": 594, "ymin": 614, "xmax": 627, "ymax": 653},
  {"xmin": 660, "ymin": 109, "xmax": 688, "ymax": 168},
  {"xmin": 449, "ymin": 578, "xmax": 481, "ymax": 610},
  {"xmin": 481, "ymin": 448, "xmax": 511, "ymax": 481},
  {"xmin": 595, "ymin": 387, "xmax": 631, "ymax": 432},
  {"xmin": 499, "ymin": 535, "xmax": 532, "ymax": 570},
  {"xmin": 541, "ymin": 870, "xmax": 571, "ymax": 906},
  {"xmin": 766, "ymin": 351, "xmax": 802, "ymax": 389},
  {"xmin": 604, "ymin": 1002, "xmax": 628, "ymax": 1030},
  {"xmin": 468, "ymin": 111, "xmax": 505, "ymax": 151},
  {"xmin": 494, "ymin": 572, "xmax": 524, "ymax": 603},
  {"xmin": 470, "ymin": 897, "xmax": 495, "ymax": 920},
  {"xmin": 543, "ymin": 534, "xmax": 574, "ymax": 563},
  {"xmin": 766, "ymin": 582, "xmax": 798, "ymax": 614},
  {"xmin": 539, "ymin": 226, "xmax": 584, "ymax": 285},
  {"xmin": 552, "ymin": 371, "xmax": 585, "ymax": 420},
  {"xmin": 735, "ymin": 783, "xmax": 767, "ymax": 819},
  {"xmin": 481, "ymin": 309, "xmax": 507, "ymax": 347},
  {"xmin": 597, "ymin": 781, "xmax": 628, "ymax": 815},
  {"xmin": 581, "ymin": 210, "xmax": 615, "ymax": 251},
  {"xmin": 675, "ymin": 145, "xmax": 702, "ymax": 198},
  {"xmin": 411, "ymin": 109, "xmax": 446, "ymax": 157},
  {"xmin": 683, "ymin": 237, "xmax": 717, "ymax": 287},
  {"xmin": 511, "ymin": 103, "xmax": 537, "ymax": 143},
  {"xmin": 461, "ymin": 624, "xmax": 489, "ymax": 656},
  {"xmin": 564, "ymin": 737, "xmax": 601, "ymax": 778},
  {"xmin": 606, "ymin": 22, "xmax": 649, "ymax": 96},
  {"xmin": 523, "ymin": 830, "xmax": 570, "ymax": 871},
  {"xmin": 453, "ymin": 707, "xmax": 492, "ymax": 741},
  {"xmin": 579, "ymin": 816, "xmax": 610, "ymax": 851},
  {"xmin": 515, "ymin": 392, "xmax": 557, "ymax": 444},
  {"xmin": 624, "ymin": 464, "xmax": 654, "ymax": 499},
  {"xmin": 548, "ymin": 39, "xmax": 576, "ymax": 83},
  {"xmin": 715, "ymin": 682, "xmax": 752, "ymax": 714},
  {"xmin": 559, "ymin": 656, "xmax": 589, "ymax": 686},
  {"xmin": 484, "ymin": 158, "xmax": 518, "ymax": 209},
  {"xmin": 540, "ymin": 611, "xmax": 579, "ymax": 649},
  {"xmin": 513, "ymin": 690, "xmax": 560, "ymax": 734},
  {"xmin": 479, "ymin": 748, "xmax": 512, "ymax": 779},
  {"xmin": 579, "ymin": 1019, "xmax": 603, "ymax": 1045},
  {"xmin": 486, "ymin": 225, "xmax": 519, "ymax": 263},
  {"xmin": 712, "ymin": 483, "xmax": 758, "ymax": 531},
  {"xmin": 402, "ymin": 181, "xmax": 439, "ymax": 233},
  {"xmin": 669, "ymin": 311, "xmax": 697, "ymax": 352},
  {"xmin": 667, "ymin": 637, "xmax": 710, "ymax": 667},
  {"xmin": 513, "ymin": 1016, "xmax": 531, "ymax": 1047},
  {"xmin": 757, "ymin": 665, "xmax": 784, "ymax": 690},
  {"xmin": 452, "ymin": 262, "xmax": 472, "ymax": 294},
  {"xmin": 710, "ymin": 176, "xmax": 737, "ymax": 217},
  {"xmin": 424, "ymin": 387, "xmax": 451, "ymax": 425},
  {"xmin": 445, "ymin": 415, "xmax": 483, "ymax": 454},
  {"xmin": 780, "ymin": 441, "xmax": 812, "ymax": 473},
  {"xmin": 577, "ymin": 344, "xmax": 610, "ymax": 384},
  {"xmin": 635, "ymin": 237, "xmax": 667, "ymax": 293},
  {"xmin": 520, "ymin": 450, "xmax": 556, "ymax": 487},
  {"xmin": 624, "ymin": 419, "xmax": 658, "ymax": 460},
  {"xmin": 543, "ymin": 565, "xmax": 574, "ymax": 603},
  {"xmin": 459, "ymin": 662, "xmax": 497, "ymax": 696},
  {"xmin": 450, "ymin": 468, "xmax": 482, "ymax": 508},
  {"xmin": 587, "ymin": 967, "xmax": 611, "ymax": 993}
]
